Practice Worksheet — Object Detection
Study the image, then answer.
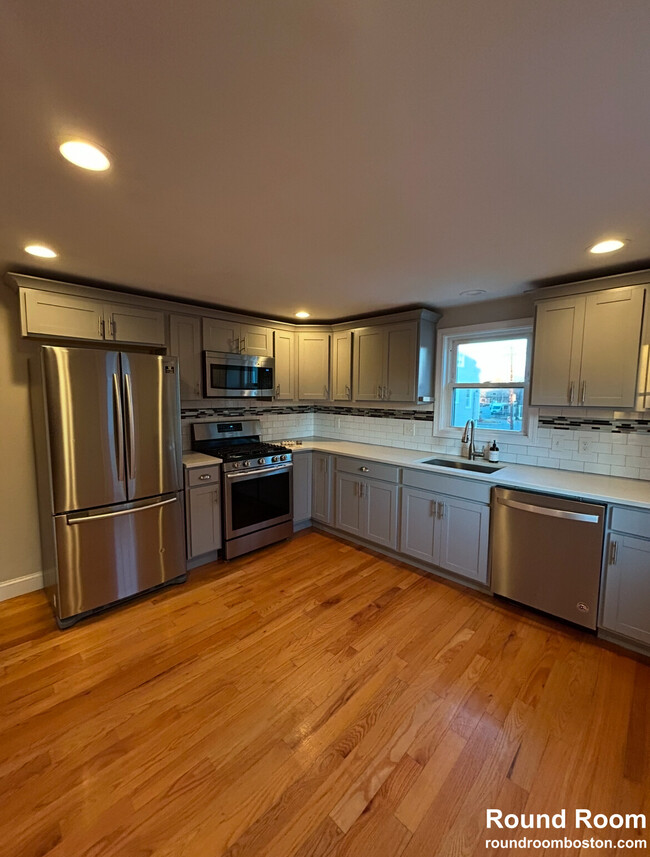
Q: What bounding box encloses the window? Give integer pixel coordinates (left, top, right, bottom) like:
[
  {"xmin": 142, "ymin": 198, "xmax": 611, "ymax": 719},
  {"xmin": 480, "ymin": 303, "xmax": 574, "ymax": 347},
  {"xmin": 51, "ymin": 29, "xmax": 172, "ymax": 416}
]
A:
[{"xmin": 435, "ymin": 320, "xmax": 534, "ymax": 437}]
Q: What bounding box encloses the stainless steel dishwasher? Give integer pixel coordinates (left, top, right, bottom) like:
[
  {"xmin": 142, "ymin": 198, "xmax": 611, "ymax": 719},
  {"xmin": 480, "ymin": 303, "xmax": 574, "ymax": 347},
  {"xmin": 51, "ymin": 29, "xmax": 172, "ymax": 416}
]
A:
[{"xmin": 490, "ymin": 487, "xmax": 606, "ymax": 629}]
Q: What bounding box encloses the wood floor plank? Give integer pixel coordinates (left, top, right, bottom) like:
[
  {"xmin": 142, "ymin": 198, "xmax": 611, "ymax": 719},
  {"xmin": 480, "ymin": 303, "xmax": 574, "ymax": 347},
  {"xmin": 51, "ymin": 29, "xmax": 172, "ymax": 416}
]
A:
[{"xmin": 0, "ymin": 529, "xmax": 647, "ymax": 857}]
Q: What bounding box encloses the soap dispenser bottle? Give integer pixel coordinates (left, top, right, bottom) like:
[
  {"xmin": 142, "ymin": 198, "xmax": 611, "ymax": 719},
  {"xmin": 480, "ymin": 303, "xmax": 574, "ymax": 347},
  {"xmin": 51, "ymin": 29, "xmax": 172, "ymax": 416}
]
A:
[{"xmin": 487, "ymin": 440, "xmax": 499, "ymax": 462}]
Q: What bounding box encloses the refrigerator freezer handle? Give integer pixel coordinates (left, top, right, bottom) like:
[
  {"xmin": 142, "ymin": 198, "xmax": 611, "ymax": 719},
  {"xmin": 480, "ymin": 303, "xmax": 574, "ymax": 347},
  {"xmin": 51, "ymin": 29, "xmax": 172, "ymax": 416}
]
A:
[
  {"xmin": 66, "ymin": 496, "xmax": 177, "ymax": 524},
  {"xmin": 112, "ymin": 373, "xmax": 125, "ymax": 479},
  {"xmin": 124, "ymin": 373, "xmax": 136, "ymax": 480}
]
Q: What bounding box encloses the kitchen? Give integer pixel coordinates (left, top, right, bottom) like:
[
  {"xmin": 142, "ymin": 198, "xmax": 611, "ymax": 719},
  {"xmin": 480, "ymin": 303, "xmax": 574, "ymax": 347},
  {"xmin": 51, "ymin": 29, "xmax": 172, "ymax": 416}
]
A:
[{"xmin": 1, "ymin": 2, "xmax": 650, "ymax": 856}]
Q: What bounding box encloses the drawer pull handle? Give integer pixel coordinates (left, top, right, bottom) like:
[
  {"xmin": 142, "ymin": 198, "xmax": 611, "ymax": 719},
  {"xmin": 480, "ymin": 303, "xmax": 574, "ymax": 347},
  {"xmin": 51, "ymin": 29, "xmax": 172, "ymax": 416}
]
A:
[
  {"xmin": 359, "ymin": 466, "xmax": 369, "ymax": 472},
  {"xmin": 198, "ymin": 474, "xmax": 212, "ymax": 481}
]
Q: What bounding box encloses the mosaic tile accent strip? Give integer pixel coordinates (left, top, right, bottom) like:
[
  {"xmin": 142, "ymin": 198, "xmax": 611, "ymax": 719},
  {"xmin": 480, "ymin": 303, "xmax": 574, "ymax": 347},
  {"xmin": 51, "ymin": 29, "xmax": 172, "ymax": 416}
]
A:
[
  {"xmin": 539, "ymin": 416, "xmax": 650, "ymax": 434},
  {"xmin": 181, "ymin": 404, "xmax": 434, "ymax": 421}
]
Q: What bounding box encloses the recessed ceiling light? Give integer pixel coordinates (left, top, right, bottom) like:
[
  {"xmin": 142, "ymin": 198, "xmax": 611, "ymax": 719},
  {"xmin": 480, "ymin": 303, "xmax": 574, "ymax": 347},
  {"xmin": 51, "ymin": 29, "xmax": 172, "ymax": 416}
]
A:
[
  {"xmin": 589, "ymin": 239, "xmax": 625, "ymax": 254},
  {"xmin": 295, "ymin": 311, "xmax": 310, "ymax": 319},
  {"xmin": 25, "ymin": 244, "xmax": 58, "ymax": 258},
  {"xmin": 459, "ymin": 289, "xmax": 487, "ymax": 297},
  {"xmin": 59, "ymin": 140, "xmax": 111, "ymax": 171}
]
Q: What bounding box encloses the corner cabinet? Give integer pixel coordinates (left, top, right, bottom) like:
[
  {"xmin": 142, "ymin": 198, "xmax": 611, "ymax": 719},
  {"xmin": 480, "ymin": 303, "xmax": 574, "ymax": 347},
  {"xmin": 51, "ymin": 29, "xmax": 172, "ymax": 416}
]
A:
[
  {"xmin": 21, "ymin": 288, "xmax": 166, "ymax": 346},
  {"xmin": 530, "ymin": 286, "xmax": 646, "ymax": 408},
  {"xmin": 297, "ymin": 330, "xmax": 330, "ymax": 400},
  {"xmin": 331, "ymin": 330, "xmax": 352, "ymax": 400},
  {"xmin": 400, "ymin": 470, "xmax": 491, "ymax": 584},
  {"xmin": 600, "ymin": 506, "xmax": 650, "ymax": 647},
  {"xmin": 273, "ymin": 329, "xmax": 295, "ymax": 400}
]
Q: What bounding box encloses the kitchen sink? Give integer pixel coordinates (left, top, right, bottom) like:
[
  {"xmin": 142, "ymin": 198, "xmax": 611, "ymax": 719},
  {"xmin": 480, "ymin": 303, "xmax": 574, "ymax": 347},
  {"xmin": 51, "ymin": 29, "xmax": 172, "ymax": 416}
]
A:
[{"xmin": 420, "ymin": 457, "xmax": 503, "ymax": 474}]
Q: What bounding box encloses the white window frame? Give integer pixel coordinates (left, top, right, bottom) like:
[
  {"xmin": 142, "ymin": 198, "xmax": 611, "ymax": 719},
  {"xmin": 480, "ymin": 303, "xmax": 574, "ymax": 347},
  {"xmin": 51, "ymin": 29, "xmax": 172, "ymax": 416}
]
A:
[{"xmin": 434, "ymin": 319, "xmax": 537, "ymax": 441}]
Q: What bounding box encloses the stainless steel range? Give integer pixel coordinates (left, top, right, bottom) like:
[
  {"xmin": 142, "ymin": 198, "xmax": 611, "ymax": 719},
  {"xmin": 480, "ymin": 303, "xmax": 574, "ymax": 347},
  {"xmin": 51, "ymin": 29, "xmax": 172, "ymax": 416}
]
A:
[{"xmin": 191, "ymin": 420, "xmax": 293, "ymax": 559}]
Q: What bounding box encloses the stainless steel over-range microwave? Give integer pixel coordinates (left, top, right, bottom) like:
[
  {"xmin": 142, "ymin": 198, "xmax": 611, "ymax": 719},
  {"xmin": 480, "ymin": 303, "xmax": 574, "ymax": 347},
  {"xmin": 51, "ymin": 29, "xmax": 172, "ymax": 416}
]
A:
[{"xmin": 203, "ymin": 351, "xmax": 275, "ymax": 398}]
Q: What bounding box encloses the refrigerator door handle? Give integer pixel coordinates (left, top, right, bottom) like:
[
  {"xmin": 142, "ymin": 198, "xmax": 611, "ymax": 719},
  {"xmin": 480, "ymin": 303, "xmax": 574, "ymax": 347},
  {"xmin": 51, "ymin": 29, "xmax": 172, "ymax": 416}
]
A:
[
  {"xmin": 66, "ymin": 496, "xmax": 177, "ymax": 524},
  {"xmin": 124, "ymin": 372, "xmax": 136, "ymax": 481},
  {"xmin": 112, "ymin": 373, "xmax": 125, "ymax": 479}
]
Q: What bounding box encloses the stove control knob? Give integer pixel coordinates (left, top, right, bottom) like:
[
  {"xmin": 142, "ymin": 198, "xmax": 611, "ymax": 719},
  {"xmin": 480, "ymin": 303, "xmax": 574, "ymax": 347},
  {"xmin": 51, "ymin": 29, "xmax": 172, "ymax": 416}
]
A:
[
  {"xmin": 258, "ymin": 458, "xmax": 265, "ymax": 464},
  {"xmin": 243, "ymin": 460, "xmax": 250, "ymax": 467},
  {"xmin": 233, "ymin": 462, "xmax": 240, "ymax": 469},
  {"xmin": 280, "ymin": 454, "xmax": 288, "ymax": 461},
  {"xmin": 272, "ymin": 456, "xmax": 279, "ymax": 463}
]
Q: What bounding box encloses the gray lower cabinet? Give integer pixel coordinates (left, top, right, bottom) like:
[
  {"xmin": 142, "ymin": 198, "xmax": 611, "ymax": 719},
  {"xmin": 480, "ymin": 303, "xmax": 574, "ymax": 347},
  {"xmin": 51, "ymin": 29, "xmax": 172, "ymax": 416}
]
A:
[
  {"xmin": 293, "ymin": 452, "xmax": 312, "ymax": 525},
  {"xmin": 400, "ymin": 485, "xmax": 490, "ymax": 583},
  {"xmin": 335, "ymin": 472, "xmax": 398, "ymax": 550},
  {"xmin": 185, "ymin": 465, "xmax": 221, "ymax": 559},
  {"xmin": 312, "ymin": 452, "xmax": 333, "ymax": 524},
  {"xmin": 600, "ymin": 507, "xmax": 650, "ymax": 646}
]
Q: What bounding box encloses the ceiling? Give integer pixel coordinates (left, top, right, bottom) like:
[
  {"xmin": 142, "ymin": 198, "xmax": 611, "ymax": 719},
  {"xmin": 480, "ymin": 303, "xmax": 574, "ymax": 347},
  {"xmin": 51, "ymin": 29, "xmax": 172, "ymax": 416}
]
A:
[{"xmin": 1, "ymin": 1, "xmax": 649, "ymax": 321}]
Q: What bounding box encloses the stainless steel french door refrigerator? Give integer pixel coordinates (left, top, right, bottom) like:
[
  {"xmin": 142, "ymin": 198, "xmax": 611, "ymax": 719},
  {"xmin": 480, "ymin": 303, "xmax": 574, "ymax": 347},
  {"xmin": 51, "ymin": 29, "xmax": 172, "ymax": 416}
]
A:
[{"xmin": 32, "ymin": 345, "xmax": 186, "ymax": 627}]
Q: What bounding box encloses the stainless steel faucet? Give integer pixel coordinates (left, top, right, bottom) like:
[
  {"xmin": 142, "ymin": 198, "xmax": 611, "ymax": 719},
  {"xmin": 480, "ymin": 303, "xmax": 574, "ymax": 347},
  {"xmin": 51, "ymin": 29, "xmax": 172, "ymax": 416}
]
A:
[{"xmin": 461, "ymin": 419, "xmax": 481, "ymax": 460}]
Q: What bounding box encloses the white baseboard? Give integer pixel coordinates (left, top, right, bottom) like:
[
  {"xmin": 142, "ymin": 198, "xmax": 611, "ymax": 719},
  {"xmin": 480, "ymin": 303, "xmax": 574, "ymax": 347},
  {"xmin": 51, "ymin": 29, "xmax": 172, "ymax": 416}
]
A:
[{"xmin": 0, "ymin": 572, "xmax": 44, "ymax": 602}]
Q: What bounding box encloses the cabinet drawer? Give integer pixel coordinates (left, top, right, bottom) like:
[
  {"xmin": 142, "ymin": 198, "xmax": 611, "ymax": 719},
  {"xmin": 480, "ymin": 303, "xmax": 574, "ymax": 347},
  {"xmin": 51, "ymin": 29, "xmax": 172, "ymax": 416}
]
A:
[
  {"xmin": 402, "ymin": 468, "xmax": 492, "ymax": 504},
  {"xmin": 335, "ymin": 456, "xmax": 400, "ymax": 483},
  {"xmin": 609, "ymin": 505, "xmax": 650, "ymax": 538},
  {"xmin": 187, "ymin": 465, "xmax": 221, "ymax": 487}
]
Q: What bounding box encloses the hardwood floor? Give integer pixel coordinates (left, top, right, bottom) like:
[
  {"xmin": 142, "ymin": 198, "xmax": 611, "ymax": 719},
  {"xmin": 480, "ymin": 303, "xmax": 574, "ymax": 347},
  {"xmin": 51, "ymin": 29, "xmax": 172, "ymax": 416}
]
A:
[{"xmin": 0, "ymin": 529, "xmax": 648, "ymax": 857}]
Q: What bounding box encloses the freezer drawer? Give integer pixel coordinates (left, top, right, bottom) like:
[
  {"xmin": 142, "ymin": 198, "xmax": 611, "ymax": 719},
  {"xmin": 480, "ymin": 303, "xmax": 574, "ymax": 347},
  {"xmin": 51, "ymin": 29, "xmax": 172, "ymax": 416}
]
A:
[
  {"xmin": 54, "ymin": 492, "xmax": 185, "ymax": 622},
  {"xmin": 490, "ymin": 487, "xmax": 605, "ymax": 629}
]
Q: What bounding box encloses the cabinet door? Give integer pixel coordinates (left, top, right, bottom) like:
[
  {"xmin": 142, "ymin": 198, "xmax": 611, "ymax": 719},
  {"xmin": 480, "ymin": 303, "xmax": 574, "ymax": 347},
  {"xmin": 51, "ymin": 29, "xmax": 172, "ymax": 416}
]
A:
[
  {"xmin": 292, "ymin": 452, "xmax": 312, "ymax": 524},
  {"xmin": 105, "ymin": 304, "xmax": 166, "ymax": 345},
  {"xmin": 400, "ymin": 486, "xmax": 437, "ymax": 564},
  {"xmin": 353, "ymin": 327, "xmax": 385, "ymax": 400},
  {"xmin": 530, "ymin": 297, "xmax": 585, "ymax": 406},
  {"xmin": 332, "ymin": 330, "xmax": 352, "ymax": 400},
  {"xmin": 22, "ymin": 289, "xmax": 104, "ymax": 341},
  {"xmin": 580, "ymin": 287, "xmax": 645, "ymax": 408},
  {"xmin": 274, "ymin": 329, "xmax": 295, "ymax": 400},
  {"xmin": 241, "ymin": 324, "xmax": 274, "ymax": 357},
  {"xmin": 335, "ymin": 473, "xmax": 363, "ymax": 537},
  {"xmin": 601, "ymin": 534, "xmax": 650, "ymax": 645},
  {"xmin": 385, "ymin": 323, "xmax": 417, "ymax": 401},
  {"xmin": 168, "ymin": 314, "xmax": 202, "ymax": 400},
  {"xmin": 436, "ymin": 497, "xmax": 490, "ymax": 583},
  {"xmin": 202, "ymin": 318, "xmax": 239, "ymax": 352},
  {"xmin": 312, "ymin": 453, "xmax": 333, "ymax": 524},
  {"xmin": 187, "ymin": 484, "xmax": 221, "ymax": 559},
  {"xmin": 298, "ymin": 332, "xmax": 331, "ymax": 400},
  {"xmin": 364, "ymin": 480, "xmax": 399, "ymax": 549}
]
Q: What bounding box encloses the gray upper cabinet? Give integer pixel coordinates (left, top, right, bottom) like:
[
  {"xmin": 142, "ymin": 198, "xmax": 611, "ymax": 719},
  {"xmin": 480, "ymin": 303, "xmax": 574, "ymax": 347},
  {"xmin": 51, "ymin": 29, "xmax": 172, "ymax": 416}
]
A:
[
  {"xmin": 297, "ymin": 331, "xmax": 330, "ymax": 400},
  {"xmin": 22, "ymin": 289, "xmax": 106, "ymax": 341},
  {"xmin": 312, "ymin": 452, "xmax": 333, "ymax": 524},
  {"xmin": 352, "ymin": 318, "xmax": 431, "ymax": 403},
  {"xmin": 202, "ymin": 317, "xmax": 274, "ymax": 356},
  {"xmin": 168, "ymin": 314, "xmax": 202, "ymax": 400},
  {"xmin": 530, "ymin": 286, "xmax": 645, "ymax": 408},
  {"xmin": 331, "ymin": 330, "xmax": 352, "ymax": 400},
  {"xmin": 104, "ymin": 303, "xmax": 166, "ymax": 346},
  {"xmin": 21, "ymin": 288, "xmax": 166, "ymax": 346},
  {"xmin": 274, "ymin": 329, "xmax": 295, "ymax": 400}
]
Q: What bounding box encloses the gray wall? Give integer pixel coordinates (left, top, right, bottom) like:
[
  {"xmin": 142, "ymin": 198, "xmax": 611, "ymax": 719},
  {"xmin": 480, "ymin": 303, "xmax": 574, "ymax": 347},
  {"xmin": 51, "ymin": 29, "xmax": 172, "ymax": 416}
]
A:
[
  {"xmin": 438, "ymin": 294, "xmax": 535, "ymax": 328},
  {"xmin": 0, "ymin": 286, "xmax": 41, "ymax": 585}
]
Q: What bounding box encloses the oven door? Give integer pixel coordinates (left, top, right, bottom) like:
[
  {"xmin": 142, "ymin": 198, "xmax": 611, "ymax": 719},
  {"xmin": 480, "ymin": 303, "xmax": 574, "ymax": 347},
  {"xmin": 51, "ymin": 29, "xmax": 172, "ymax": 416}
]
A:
[
  {"xmin": 223, "ymin": 464, "xmax": 293, "ymax": 540},
  {"xmin": 204, "ymin": 352, "xmax": 275, "ymax": 398}
]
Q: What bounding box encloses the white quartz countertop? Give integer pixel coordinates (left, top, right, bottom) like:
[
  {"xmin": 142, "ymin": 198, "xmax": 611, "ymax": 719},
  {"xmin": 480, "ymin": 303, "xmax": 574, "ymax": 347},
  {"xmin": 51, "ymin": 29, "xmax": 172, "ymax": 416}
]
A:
[
  {"xmin": 282, "ymin": 438, "xmax": 650, "ymax": 511},
  {"xmin": 182, "ymin": 451, "xmax": 222, "ymax": 468}
]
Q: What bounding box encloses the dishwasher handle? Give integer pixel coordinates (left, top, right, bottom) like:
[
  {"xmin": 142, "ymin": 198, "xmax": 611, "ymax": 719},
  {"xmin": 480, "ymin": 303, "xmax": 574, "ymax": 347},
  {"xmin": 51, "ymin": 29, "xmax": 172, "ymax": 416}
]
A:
[{"xmin": 496, "ymin": 495, "xmax": 601, "ymax": 524}]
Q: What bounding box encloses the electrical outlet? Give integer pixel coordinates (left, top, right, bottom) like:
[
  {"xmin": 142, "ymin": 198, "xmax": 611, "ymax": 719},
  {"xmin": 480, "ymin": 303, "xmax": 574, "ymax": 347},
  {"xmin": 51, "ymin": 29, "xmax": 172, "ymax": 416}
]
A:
[
  {"xmin": 552, "ymin": 437, "xmax": 563, "ymax": 450},
  {"xmin": 579, "ymin": 439, "xmax": 592, "ymax": 454},
  {"xmin": 404, "ymin": 422, "xmax": 416, "ymax": 437}
]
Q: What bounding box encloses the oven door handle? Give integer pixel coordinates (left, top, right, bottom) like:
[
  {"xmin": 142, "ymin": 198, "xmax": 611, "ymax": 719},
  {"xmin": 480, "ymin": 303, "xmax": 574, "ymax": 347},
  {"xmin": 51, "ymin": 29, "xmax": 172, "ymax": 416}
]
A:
[{"xmin": 225, "ymin": 463, "xmax": 293, "ymax": 480}]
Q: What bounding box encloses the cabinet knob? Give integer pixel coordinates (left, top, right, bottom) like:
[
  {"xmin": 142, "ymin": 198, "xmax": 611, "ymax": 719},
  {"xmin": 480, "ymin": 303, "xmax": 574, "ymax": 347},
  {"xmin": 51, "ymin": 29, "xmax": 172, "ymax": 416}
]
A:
[
  {"xmin": 198, "ymin": 474, "xmax": 211, "ymax": 481},
  {"xmin": 359, "ymin": 466, "xmax": 369, "ymax": 472}
]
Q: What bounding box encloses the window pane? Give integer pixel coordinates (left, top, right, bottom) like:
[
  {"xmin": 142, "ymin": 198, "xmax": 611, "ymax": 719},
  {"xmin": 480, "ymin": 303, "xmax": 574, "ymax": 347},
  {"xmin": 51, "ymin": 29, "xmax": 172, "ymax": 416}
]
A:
[
  {"xmin": 455, "ymin": 338, "xmax": 528, "ymax": 383},
  {"xmin": 451, "ymin": 388, "xmax": 525, "ymax": 432}
]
